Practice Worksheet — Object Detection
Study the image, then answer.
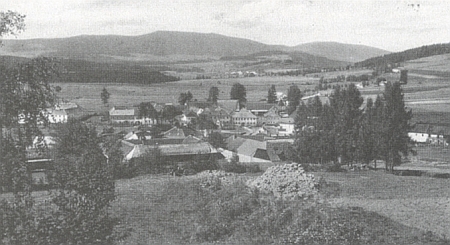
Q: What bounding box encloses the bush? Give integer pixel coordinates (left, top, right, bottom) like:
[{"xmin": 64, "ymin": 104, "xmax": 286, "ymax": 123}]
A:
[{"xmin": 219, "ymin": 161, "xmax": 247, "ymax": 173}]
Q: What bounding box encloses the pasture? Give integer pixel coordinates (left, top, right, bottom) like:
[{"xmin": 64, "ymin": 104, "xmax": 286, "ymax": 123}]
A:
[{"xmin": 109, "ymin": 171, "xmax": 450, "ymax": 244}]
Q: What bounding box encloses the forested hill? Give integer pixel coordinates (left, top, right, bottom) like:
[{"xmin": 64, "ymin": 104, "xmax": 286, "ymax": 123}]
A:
[
  {"xmin": 0, "ymin": 56, "xmax": 180, "ymax": 84},
  {"xmin": 355, "ymin": 43, "xmax": 450, "ymax": 68}
]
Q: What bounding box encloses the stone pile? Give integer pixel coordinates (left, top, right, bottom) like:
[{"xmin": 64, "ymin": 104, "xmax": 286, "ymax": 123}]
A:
[
  {"xmin": 246, "ymin": 163, "xmax": 318, "ymax": 199},
  {"xmin": 197, "ymin": 170, "xmax": 236, "ymax": 189}
]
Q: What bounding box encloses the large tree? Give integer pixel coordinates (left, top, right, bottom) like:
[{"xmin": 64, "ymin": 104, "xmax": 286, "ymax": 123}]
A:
[
  {"xmin": 138, "ymin": 102, "xmax": 158, "ymax": 123},
  {"xmin": 47, "ymin": 119, "xmax": 116, "ymax": 244},
  {"xmin": 101, "ymin": 87, "xmax": 110, "ymax": 106},
  {"xmin": 267, "ymin": 85, "xmax": 277, "ymax": 104},
  {"xmin": 0, "ymin": 11, "xmax": 25, "ymax": 44},
  {"xmin": 287, "ymin": 84, "xmax": 302, "ymax": 115},
  {"xmin": 207, "ymin": 86, "xmax": 219, "ymax": 104},
  {"xmin": 230, "ymin": 83, "xmax": 246, "ymax": 108},
  {"xmin": 178, "ymin": 91, "xmax": 193, "ymax": 105},
  {"xmin": 381, "ymin": 82, "xmax": 413, "ymax": 172}
]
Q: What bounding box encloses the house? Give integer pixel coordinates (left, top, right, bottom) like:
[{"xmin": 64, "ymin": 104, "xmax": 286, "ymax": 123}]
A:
[
  {"xmin": 408, "ymin": 124, "xmax": 450, "ymax": 145},
  {"xmin": 408, "ymin": 124, "xmax": 430, "ymax": 143},
  {"xmin": 109, "ymin": 106, "xmax": 139, "ymax": 124},
  {"xmin": 245, "ymin": 102, "xmax": 275, "ymax": 116},
  {"xmin": 45, "ymin": 109, "xmax": 68, "ymax": 123},
  {"xmin": 210, "ymin": 107, "xmax": 232, "ymax": 128},
  {"xmin": 278, "ymin": 117, "xmax": 296, "ymax": 136},
  {"xmin": 231, "ymin": 108, "xmax": 257, "ymax": 126},
  {"xmin": 262, "ymin": 107, "xmax": 281, "ymax": 125}
]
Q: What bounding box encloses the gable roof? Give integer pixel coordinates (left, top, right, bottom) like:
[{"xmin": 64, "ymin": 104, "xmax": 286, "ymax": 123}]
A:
[
  {"xmin": 217, "ymin": 99, "xmax": 239, "ymax": 112},
  {"xmin": 231, "ymin": 108, "xmax": 257, "ymax": 118},
  {"xmin": 110, "ymin": 106, "xmax": 135, "ymax": 116},
  {"xmin": 163, "ymin": 127, "xmax": 186, "ymax": 139},
  {"xmin": 236, "ymin": 139, "xmax": 266, "ymax": 156},
  {"xmin": 245, "ymin": 102, "xmax": 275, "ymax": 111}
]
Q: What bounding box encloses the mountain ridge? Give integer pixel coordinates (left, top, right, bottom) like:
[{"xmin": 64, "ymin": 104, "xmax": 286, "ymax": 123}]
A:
[{"xmin": 0, "ymin": 31, "xmax": 388, "ymax": 63}]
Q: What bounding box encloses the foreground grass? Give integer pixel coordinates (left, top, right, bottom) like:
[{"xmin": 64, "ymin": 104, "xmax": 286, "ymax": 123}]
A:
[{"xmin": 112, "ymin": 173, "xmax": 448, "ymax": 245}]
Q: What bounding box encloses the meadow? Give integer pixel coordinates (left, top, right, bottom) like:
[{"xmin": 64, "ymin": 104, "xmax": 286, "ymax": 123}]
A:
[{"xmin": 109, "ymin": 171, "xmax": 450, "ymax": 244}]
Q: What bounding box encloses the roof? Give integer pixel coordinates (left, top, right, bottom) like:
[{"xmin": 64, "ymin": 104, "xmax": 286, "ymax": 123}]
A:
[
  {"xmin": 225, "ymin": 136, "xmax": 247, "ymax": 151},
  {"xmin": 411, "ymin": 124, "xmax": 429, "ymax": 134},
  {"xmin": 245, "ymin": 102, "xmax": 275, "ymax": 111},
  {"xmin": 182, "ymin": 135, "xmax": 202, "ymax": 144},
  {"xmin": 429, "ymin": 125, "xmax": 450, "ymax": 136},
  {"xmin": 124, "ymin": 141, "xmax": 216, "ymax": 160},
  {"xmin": 110, "ymin": 106, "xmax": 135, "ymax": 116},
  {"xmin": 158, "ymin": 142, "xmax": 217, "ymax": 156},
  {"xmin": 236, "ymin": 139, "xmax": 266, "ymax": 156},
  {"xmin": 266, "ymin": 139, "xmax": 294, "ymax": 162},
  {"xmin": 189, "ymin": 101, "xmax": 212, "ymax": 109},
  {"xmin": 217, "ymin": 99, "xmax": 239, "ymax": 112},
  {"xmin": 279, "ymin": 117, "xmax": 295, "ymax": 124},
  {"xmin": 50, "ymin": 109, "xmax": 67, "ymax": 116},
  {"xmin": 163, "ymin": 127, "xmax": 186, "ymax": 139},
  {"xmin": 231, "ymin": 108, "xmax": 257, "ymax": 118},
  {"xmin": 185, "ymin": 111, "xmax": 198, "ymax": 118}
]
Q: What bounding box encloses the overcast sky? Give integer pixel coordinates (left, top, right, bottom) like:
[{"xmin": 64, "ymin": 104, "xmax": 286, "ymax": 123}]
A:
[{"xmin": 1, "ymin": 0, "xmax": 449, "ymax": 52}]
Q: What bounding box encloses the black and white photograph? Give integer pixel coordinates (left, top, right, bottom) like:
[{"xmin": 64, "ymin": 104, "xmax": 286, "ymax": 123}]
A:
[{"xmin": 1, "ymin": 0, "xmax": 450, "ymax": 244}]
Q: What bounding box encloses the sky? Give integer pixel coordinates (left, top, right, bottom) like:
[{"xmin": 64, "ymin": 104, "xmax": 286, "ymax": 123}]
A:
[{"xmin": 1, "ymin": 0, "xmax": 449, "ymax": 52}]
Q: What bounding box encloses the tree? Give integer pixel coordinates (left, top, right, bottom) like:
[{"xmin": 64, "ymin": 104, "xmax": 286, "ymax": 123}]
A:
[
  {"xmin": 207, "ymin": 132, "xmax": 225, "ymax": 149},
  {"xmin": 400, "ymin": 70, "xmax": 408, "ymax": 84},
  {"xmin": 100, "ymin": 87, "xmax": 110, "ymax": 106},
  {"xmin": 161, "ymin": 105, "xmax": 182, "ymax": 124},
  {"xmin": 381, "ymin": 82, "xmax": 413, "ymax": 172},
  {"xmin": 330, "ymin": 84, "xmax": 363, "ymax": 166},
  {"xmin": 178, "ymin": 91, "xmax": 193, "ymax": 105},
  {"xmin": 208, "ymin": 86, "xmax": 219, "ymax": 104},
  {"xmin": 230, "ymin": 83, "xmax": 246, "ymax": 108},
  {"xmin": 0, "ymin": 11, "xmax": 25, "ymax": 45},
  {"xmin": 138, "ymin": 102, "xmax": 158, "ymax": 123},
  {"xmin": 287, "ymin": 84, "xmax": 302, "ymax": 115},
  {"xmin": 267, "ymin": 85, "xmax": 277, "ymax": 104},
  {"xmin": 46, "ymin": 119, "xmax": 117, "ymax": 244}
]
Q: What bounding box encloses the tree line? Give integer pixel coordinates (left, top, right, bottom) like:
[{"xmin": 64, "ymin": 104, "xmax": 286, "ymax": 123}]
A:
[
  {"xmin": 355, "ymin": 43, "xmax": 450, "ymax": 69},
  {"xmin": 291, "ymin": 82, "xmax": 413, "ymax": 172}
]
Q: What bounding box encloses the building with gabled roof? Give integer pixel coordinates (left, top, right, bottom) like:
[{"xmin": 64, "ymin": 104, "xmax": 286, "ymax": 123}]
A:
[{"xmin": 231, "ymin": 108, "xmax": 257, "ymax": 126}]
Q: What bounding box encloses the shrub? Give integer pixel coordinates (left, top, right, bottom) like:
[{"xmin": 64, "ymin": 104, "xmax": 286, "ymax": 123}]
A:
[{"xmin": 219, "ymin": 161, "xmax": 247, "ymax": 173}]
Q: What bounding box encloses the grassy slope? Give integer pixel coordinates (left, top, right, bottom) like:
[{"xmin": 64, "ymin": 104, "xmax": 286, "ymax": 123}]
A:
[{"xmin": 111, "ymin": 172, "xmax": 449, "ymax": 245}]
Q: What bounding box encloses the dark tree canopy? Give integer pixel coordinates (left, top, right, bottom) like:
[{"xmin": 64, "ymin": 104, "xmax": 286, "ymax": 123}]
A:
[
  {"xmin": 267, "ymin": 85, "xmax": 277, "ymax": 104},
  {"xmin": 208, "ymin": 86, "xmax": 219, "ymax": 104},
  {"xmin": 138, "ymin": 102, "xmax": 158, "ymax": 120},
  {"xmin": 230, "ymin": 83, "xmax": 246, "ymax": 107},
  {"xmin": 287, "ymin": 84, "xmax": 302, "ymax": 115},
  {"xmin": 0, "ymin": 11, "xmax": 25, "ymax": 44},
  {"xmin": 178, "ymin": 91, "xmax": 193, "ymax": 105},
  {"xmin": 101, "ymin": 87, "xmax": 110, "ymax": 105}
]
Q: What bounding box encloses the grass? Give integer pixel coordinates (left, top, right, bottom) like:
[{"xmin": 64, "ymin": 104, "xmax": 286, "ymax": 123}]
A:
[{"xmin": 111, "ymin": 172, "xmax": 449, "ymax": 244}]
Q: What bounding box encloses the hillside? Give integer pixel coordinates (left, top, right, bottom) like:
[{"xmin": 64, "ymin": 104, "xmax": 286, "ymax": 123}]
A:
[
  {"xmin": 292, "ymin": 42, "xmax": 390, "ymax": 63},
  {"xmin": 0, "ymin": 31, "xmax": 280, "ymax": 62},
  {"xmin": 355, "ymin": 43, "xmax": 450, "ymax": 69},
  {"xmin": 0, "ymin": 31, "xmax": 384, "ymax": 64},
  {"xmin": 220, "ymin": 50, "xmax": 349, "ymax": 68}
]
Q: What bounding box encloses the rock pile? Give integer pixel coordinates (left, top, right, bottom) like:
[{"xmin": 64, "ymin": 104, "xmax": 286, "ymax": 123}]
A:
[
  {"xmin": 246, "ymin": 163, "xmax": 318, "ymax": 199},
  {"xmin": 197, "ymin": 170, "xmax": 236, "ymax": 189}
]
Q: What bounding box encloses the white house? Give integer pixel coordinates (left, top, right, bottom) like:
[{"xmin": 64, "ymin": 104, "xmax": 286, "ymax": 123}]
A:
[{"xmin": 46, "ymin": 109, "xmax": 68, "ymax": 123}]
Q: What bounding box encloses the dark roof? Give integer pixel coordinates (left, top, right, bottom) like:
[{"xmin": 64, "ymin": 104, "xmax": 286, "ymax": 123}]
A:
[
  {"xmin": 429, "ymin": 125, "xmax": 450, "ymax": 136},
  {"xmin": 125, "ymin": 138, "xmax": 185, "ymax": 146},
  {"xmin": 411, "ymin": 123, "xmax": 429, "ymax": 134},
  {"xmin": 189, "ymin": 101, "xmax": 212, "ymax": 109},
  {"xmin": 245, "ymin": 102, "xmax": 275, "ymax": 111}
]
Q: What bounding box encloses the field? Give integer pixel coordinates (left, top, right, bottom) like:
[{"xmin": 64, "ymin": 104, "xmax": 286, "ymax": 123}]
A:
[{"xmin": 109, "ymin": 171, "xmax": 450, "ymax": 244}]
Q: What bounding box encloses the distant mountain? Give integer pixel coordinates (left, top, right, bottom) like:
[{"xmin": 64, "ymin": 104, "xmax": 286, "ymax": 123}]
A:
[
  {"xmin": 0, "ymin": 31, "xmax": 282, "ymax": 62},
  {"xmin": 355, "ymin": 43, "xmax": 450, "ymax": 68},
  {"xmin": 0, "ymin": 31, "xmax": 385, "ymax": 64},
  {"xmin": 292, "ymin": 42, "xmax": 390, "ymax": 63}
]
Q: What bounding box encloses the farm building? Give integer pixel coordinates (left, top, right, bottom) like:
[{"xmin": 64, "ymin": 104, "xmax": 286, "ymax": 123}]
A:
[{"xmin": 231, "ymin": 108, "xmax": 258, "ymax": 126}]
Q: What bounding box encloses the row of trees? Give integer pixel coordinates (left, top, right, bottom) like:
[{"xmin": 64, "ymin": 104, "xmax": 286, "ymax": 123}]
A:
[{"xmin": 291, "ymin": 82, "xmax": 413, "ymax": 172}]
